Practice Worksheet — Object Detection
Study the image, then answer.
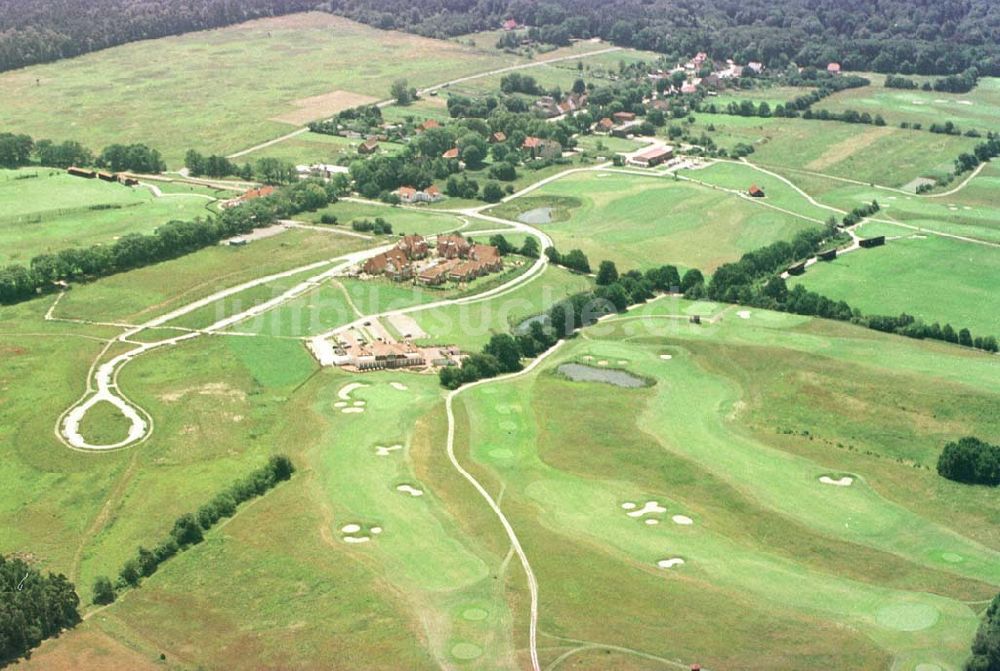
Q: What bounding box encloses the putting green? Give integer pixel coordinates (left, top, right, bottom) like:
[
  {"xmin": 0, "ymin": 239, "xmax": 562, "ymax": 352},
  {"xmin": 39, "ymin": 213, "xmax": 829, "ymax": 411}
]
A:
[
  {"xmin": 461, "ymin": 607, "xmax": 489, "ymax": 621},
  {"xmin": 450, "ymin": 642, "xmax": 484, "ymax": 660},
  {"xmin": 875, "ymin": 603, "xmax": 940, "ymax": 632}
]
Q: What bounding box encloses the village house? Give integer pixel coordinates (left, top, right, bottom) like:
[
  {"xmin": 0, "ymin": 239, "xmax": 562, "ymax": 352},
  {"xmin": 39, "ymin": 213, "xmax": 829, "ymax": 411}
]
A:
[
  {"xmin": 490, "ymin": 131, "xmax": 507, "ymax": 144},
  {"xmin": 67, "ymin": 167, "xmax": 96, "ymax": 179},
  {"xmin": 442, "ymin": 147, "xmax": 460, "ymax": 160},
  {"xmin": 416, "ymin": 119, "xmax": 440, "ymax": 133},
  {"xmin": 595, "ymin": 117, "xmax": 615, "ymax": 133},
  {"xmin": 827, "ymin": 62, "xmax": 842, "ymax": 75},
  {"xmin": 748, "ymin": 184, "xmax": 765, "ymax": 197},
  {"xmin": 502, "ymin": 18, "xmax": 519, "ymax": 30},
  {"xmin": 222, "ymin": 185, "xmax": 275, "ymax": 208},
  {"xmin": 746, "ymin": 61, "xmax": 764, "ymax": 74},
  {"xmin": 395, "ymin": 185, "xmax": 444, "ymax": 204},
  {"xmin": 358, "ymin": 138, "xmax": 379, "ymax": 155},
  {"xmin": 613, "ymin": 111, "xmax": 636, "ymax": 124},
  {"xmin": 470, "ymin": 244, "xmax": 503, "ymax": 272}
]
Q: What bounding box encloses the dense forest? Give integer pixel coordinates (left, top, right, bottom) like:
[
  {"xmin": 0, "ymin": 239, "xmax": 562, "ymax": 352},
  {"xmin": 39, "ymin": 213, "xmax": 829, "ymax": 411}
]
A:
[
  {"xmin": 0, "ymin": 0, "xmax": 314, "ymax": 72},
  {"xmin": 0, "ymin": 555, "xmax": 81, "ymax": 664},
  {"xmin": 1, "ymin": 0, "xmax": 998, "ymax": 75}
]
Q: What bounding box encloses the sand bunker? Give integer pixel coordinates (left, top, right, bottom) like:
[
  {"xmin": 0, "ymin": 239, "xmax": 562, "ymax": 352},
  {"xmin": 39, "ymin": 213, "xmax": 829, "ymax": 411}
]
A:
[
  {"xmin": 644, "ymin": 519, "xmax": 660, "ymax": 526},
  {"xmin": 397, "ymin": 484, "xmax": 424, "ymax": 497},
  {"xmin": 597, "ymin": 360, "xmax": 609, "ymax": 366},
  {"xmin": 672, "ymin": 515, "xmax": 693, "ymax": 525},
  {"xmin": 659, "ymin": 354, "xmax": 673, "ymax": 360},
  {"xmin": 375, "ymin": 444, "xmax": 403, "ymax": 456},
  {"xmin": 371, "ymin": 526, "xmax": 383, "ymax": 535},
  {"xmin": 957, "ymin": 100, "xmax": 973, "ymax": 105},
  {"xmin": 344, "ymin": 536, "xmax": 370, "ymax": 544},
  {"xmin": 737, "ymin": 310, "xmax": 751, "ymax": 319},
  {"xmin": 353, "ymin": 401, "xmax": 365, "ymax": 407},
  {"xmin": 334, "ymin": 401, "xmax": 348, "ymax": 408},
  {"xmin": 390, "ymin": 382, "xmax": 408, "ymax": 391},
  {"xmin": 341, "ymin": 407, "xmax": 364, "ymax": 414},
  {"xmin": 819, "ymin": 475, "xmax": 854, "ymax": 487},
  {"xmin": 341, "ymin": 524, "xmax": 361, "ymax": 533},
  {"xmin": 617, "ymin": 360, "xmax": 628, "ymax": 365},
  {"xmin": 621, "ymin": 502, "xmax": 637, "ymax": 510},
  {"xmin": 338, "ymin": 383, "xmax": 368, "ymax": 401},
  {"xmin": 657, "ymin": 558, "xmax": 685, "ymax": 569},
  {"xmin": 625, "ymin": 501, "xmax": 667, "ymax": 518}
]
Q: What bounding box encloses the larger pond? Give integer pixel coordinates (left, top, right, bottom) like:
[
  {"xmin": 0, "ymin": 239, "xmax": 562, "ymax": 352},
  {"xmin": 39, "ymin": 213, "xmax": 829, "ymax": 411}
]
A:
[
  {"xmin": 556, "ymin": 363, "xmax": 646, "ymax": 388},
  {"xmin": 517, "ymin": 207, "xmax": 554, "ymax": 225}
]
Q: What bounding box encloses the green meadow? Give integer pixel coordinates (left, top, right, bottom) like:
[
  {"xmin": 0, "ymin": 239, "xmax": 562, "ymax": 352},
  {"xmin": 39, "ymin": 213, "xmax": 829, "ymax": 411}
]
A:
[
  {"xmin": 789, "ymin": 222, "xmax": 1000, "ymax": 336},
  {"xmin": 0, "ymin": 13, "xmax": 525, "ymax": 164},
  {"xmin": 0, "ymin": 168, "xmax": 214, "ymax": 263},
  {"xmin": 489, "ymin": 170, "xmax": 819, "ymax": 271},
  {"xmin": 813, "ymin": 76, "xmax": 1000, "ymax": 132}
]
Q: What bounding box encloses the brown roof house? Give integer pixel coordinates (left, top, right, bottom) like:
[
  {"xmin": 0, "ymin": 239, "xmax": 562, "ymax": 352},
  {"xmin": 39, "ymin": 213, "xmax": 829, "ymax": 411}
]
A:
[
  {"xmin": 397, "ymin": 235, "xmax": 429, "ymax": 259},
  {"xmin": 437, "ymin": 234, "xmax": 472, "ymax": 259},
  {"xmin": 358, "ymin": 138, "xmax": 379, "ymax": 155},
  {"xmin": 362, "ymin": 248, "xmax": 414, "ymax": 281},
  {"xmin": 748, "ymin": 184, "xmax": 765, "ymax": 198}
]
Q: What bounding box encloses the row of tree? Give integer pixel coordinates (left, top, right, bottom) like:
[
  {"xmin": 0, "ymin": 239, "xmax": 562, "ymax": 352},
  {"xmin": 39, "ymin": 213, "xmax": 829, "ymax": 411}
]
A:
[
  {"xmin": 0, "ymin": 132, "xmax": 164, "ymax": 172},
  {"xmin": 885, "ymin": 67, "xmax": 980, "ymax": 93},
  {"xmin": 703, "ymin": 222, "xmax": 999, "ymax": 353},
  {"xmin": 0, "ymin": 178, "xmax": 339, "ymax": 305},
  {"xmin": 93, "ymin": 456, "xmax": 295, "ymax": 605},
  {"xmin": 937, "ymin": 437, "xmax": 1000, "ymax": 486},
  {"xmin": 954, "ymin": 133, "xmax": 1000, "ymax": 175},
  {"xmin": 439, "ymin": 257, "xmax": 701, "ymax": 389},
  {"xmin": 0, "ymin": 555, "xmax": 80, "ymax": 664}
]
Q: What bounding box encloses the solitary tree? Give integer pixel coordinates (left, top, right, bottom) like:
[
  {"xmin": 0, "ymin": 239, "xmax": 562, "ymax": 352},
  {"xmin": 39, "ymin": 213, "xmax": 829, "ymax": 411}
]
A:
[
  {"xmin": 391, "ymin": 79, "xmax": 415, "ymax": 105},
  {"xmin": 92, "ymin": 576, "xmax": 116, "ymax": 605}
]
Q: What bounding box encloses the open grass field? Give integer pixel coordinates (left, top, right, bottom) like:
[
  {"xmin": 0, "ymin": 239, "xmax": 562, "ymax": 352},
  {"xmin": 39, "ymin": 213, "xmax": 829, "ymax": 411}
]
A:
[
  {"xmin": 451, "ymin": 301, "xmax": 998, "ymax": 670},
  {"xmin": 0, "ymin": 13, "xmax": 527, "ymax": 165},
  {"xmin": 300, "ymin": 200, "xmax": 467, "ymax": 237},
  {"xmin": 814, "ymin": 76, "xmax": 1000, "ymax": 132},
  {"xmin": 788, "ymin": 221, "xmax": 1000, "ymax": 336},
  {"xmin": 489, "ymin": 170, "xmax": 820, "ymax": 271},
  {"xmin": 0, "ymin": 168, "xmax": 215, "ymax": 263},
  {"xmin": 54, "ymin": 227, "xmax": 374, "ymax": 324},
  {"xmin": 684, "ymin": 114, "xmax": 977, "ymax": 189}
]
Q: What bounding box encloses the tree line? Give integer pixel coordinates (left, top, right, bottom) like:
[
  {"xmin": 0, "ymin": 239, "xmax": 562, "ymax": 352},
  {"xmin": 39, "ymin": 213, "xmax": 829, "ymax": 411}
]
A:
[
  {"xmin": 937, "ymin": 437, "xmax": 1000, "ymax": 487},
  {"xmin": 0, "ymin": 132, "xmax": 164, "ymax": 172},
  {"xmin": 0, "ymin": 0, "xmax": 314, "ymax": 73},
  {"xmin": 439, "ymin": 257, "xmax": 701, "ymax": 389},
  {"xmin": 886, "ymin": 68, "xmax": 980, "ymax": 94},
  {"xmin": 92, "ymin": 455, "xmax": 295, "ymax": 606},
  {"xmin": 0, "ymin": 178, "xmax": 340, "ymax": 305},
  {"xmin": 0, "ymin": 555, "xmax": 80, "ymax": 665},
  {"xmin": 703, "ymin": 222, "xmax": 999, "ymax": 353},
  {"xmin": 3, "ymin": 0, "xmax": 999, "ymax": 78}
]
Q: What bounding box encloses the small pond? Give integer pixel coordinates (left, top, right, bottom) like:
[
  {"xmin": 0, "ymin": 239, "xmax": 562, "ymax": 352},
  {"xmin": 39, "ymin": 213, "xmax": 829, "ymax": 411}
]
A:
[
  {"xmin": 517, "ymin": 207, "xmax": 554, "ymax": 225},
  {"xmin": 556, "ymin": 363, "xmax": 646, "ymax": 388}
]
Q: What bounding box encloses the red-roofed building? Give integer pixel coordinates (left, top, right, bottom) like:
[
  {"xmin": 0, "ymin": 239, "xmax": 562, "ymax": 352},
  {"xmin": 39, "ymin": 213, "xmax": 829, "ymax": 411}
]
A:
[
  {"xmin": 502, "ymin": 19, "xmax": 519, "ymax": 30},
  {"xmin": 362, "ymin": 248, "xmax": 413, "ymax": 281},
  {"xmin": 613, "ymin": 111, "xmax": 636, "ymax": 123},
  {"xmin": 358, "ymin": 137, "xmax": 379, "ymax": 154},
  {"xmin": 442, "ymin": 147, "xmax": 460, "ymax": 159},
  {"xmin": 437, "ymin": 234, "xmax": 472, "ymax": 259},
  {"xmin": 490, "ymin": 131, "xmax": 507, "ymax": 144},
  {"xmin": 397, "ymin": 235, "xmax": 429, "ymax": 259},
  {"xmin": 595, "ymin": 117, "xmax": 615, "ymax": 133},
  {"xmin": 827, "ymin": 62, "xmax": 841, "ymax": 75},
  {"xmin": 748, "ymin": 184, "xmax": 765, "ymax": 197},
  {"xmin": 416, "ymin": 119, "xmax": 440, "ymax": 132}
]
